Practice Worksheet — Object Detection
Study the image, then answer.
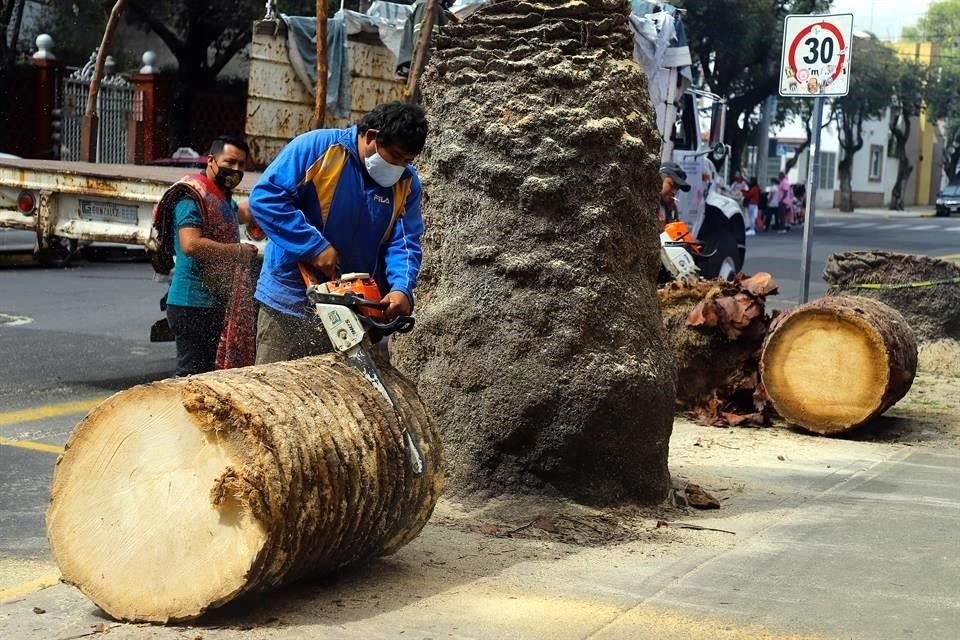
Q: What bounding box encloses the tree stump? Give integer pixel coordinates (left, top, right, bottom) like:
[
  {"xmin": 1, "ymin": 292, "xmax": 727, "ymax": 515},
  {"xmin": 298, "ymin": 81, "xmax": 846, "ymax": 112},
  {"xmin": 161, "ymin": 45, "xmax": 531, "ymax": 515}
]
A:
[
  {"xmin": 391, "ymin": 0, "xmax": 675, "ymax": 503},
  {"xmin": 658, "ymin": 273, "xmax": 777, "ymax": 426},
  {"xmin": 824, "ymin": 251, "xmax": 960, "ymax": 342},
  {"xmin": 46, "ymin": 356, "xmax": 443, "ymax": 623},
  {"xmin": 760, "ymin": 296, "xmax": 917, "ymax": 435}
]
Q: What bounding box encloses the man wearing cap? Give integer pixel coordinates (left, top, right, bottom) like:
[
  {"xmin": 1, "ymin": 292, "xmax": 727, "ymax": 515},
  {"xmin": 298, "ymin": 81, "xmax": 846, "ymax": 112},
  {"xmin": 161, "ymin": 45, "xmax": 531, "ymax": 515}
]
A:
[{"xmin": 658, "ymin": 161, "xmax": 691, "ymax": 227}]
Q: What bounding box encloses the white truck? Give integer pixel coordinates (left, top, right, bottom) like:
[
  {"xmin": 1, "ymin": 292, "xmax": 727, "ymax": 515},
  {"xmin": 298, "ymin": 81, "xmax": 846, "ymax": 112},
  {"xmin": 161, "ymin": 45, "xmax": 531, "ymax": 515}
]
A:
[{"xmin": 631, "ymin": 5, "xmax": 746, "ymax": 280}]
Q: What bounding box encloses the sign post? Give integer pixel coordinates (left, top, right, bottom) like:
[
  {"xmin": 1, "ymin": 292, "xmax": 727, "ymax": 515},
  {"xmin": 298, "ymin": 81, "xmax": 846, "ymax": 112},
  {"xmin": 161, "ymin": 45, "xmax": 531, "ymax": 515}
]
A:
[{"xmin": 779, "ymin": 13, "xmax": 853, "ymax": 303}]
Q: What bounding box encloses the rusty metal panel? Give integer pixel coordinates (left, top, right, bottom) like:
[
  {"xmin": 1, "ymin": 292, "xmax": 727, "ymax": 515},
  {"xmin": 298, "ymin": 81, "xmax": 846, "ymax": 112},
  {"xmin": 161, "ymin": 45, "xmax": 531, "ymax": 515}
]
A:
[
  {"xmin": 349, "ymin": 77, "xmax": 405, "ymax": 113},
  {"xmin": 349, "ymin": 42, "xmax": 401, "ymax": 82},
  {"xmin": 246, "ymin": 100, "xmax": 313, "ymax": 142},
  {"xmin": 250, "ymin": 33, "xmax": 293, "ymax": 65},
  {"xmin": 248, "ymin": 60, "xmax": 314, "ymax": 104}
]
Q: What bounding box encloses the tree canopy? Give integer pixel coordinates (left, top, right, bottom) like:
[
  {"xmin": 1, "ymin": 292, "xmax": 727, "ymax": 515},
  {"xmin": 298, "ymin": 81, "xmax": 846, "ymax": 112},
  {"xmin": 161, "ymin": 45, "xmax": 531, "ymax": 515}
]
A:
[{"xmin": 674, "ymin": 0, "xmax": 831, "ymax": 171}]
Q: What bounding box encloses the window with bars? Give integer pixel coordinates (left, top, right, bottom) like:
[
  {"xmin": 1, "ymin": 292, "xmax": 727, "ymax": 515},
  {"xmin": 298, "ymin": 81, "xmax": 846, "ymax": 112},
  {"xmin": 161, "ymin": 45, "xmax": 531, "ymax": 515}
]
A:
[{"xmin": 818, "ymin": 151, "xmax": 836, "ymax": 190}]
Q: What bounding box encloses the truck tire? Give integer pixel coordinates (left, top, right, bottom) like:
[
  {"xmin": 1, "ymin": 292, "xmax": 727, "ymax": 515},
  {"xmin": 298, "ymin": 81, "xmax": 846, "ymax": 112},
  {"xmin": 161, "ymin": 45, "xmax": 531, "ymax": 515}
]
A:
[
  {"xmin": 35, "ymin": 239, "xmax": 77, "ymax": 268},
  {"xmin": 700, "ymin": 231, "xmax": 740, "ymax": 281}
]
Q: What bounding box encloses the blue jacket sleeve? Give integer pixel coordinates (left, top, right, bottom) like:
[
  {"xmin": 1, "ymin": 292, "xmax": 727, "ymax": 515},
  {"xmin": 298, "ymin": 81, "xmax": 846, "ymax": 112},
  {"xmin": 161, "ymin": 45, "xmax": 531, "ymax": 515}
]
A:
[
  {"xmin": 383, "ymin": 175, "xmax": 424, "ymax": 304},
  {"xmin": 249, "ymin": 131, "xmax": 334, "ymax": 261}
]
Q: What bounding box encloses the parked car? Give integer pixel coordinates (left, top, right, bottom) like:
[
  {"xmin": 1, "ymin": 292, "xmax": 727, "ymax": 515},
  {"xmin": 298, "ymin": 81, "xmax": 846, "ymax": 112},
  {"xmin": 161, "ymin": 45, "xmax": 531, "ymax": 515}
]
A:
[{"xmin": 935, "ymin": 184, "xmax": 960, "ymax": 217}]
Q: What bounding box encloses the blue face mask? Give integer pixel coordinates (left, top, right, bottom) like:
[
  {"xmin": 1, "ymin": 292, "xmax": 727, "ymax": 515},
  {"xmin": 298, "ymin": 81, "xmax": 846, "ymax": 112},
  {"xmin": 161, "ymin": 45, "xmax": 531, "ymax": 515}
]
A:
[{"xmin": 365, "ymin": 146, "xmax": 406, "ymax": 188}]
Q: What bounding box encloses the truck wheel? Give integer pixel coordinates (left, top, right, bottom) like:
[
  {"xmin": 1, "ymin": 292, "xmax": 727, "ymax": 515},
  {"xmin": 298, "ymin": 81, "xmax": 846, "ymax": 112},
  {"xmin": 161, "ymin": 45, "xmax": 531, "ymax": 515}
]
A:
[
  {"xmin": 35, "ymin": 239, "xmax": 78, "ymax": 268},
  {"xmin": 700, "ymin": 231, "xmax": 740, "ymax": 281}
]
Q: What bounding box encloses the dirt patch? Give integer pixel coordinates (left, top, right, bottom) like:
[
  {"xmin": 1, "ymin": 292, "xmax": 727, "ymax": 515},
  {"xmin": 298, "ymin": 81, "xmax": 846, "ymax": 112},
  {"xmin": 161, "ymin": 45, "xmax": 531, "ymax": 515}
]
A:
[
  {"xmin": 392, "ymin": 0, "xmax": 674, "ymax": 504},
  {"xmin": 917, "ymin": 339, "xmax": 960, "ymax": 378},
  {"xmin": 431, "ymin": 494, "xmax": 690, "ymax": 547}
]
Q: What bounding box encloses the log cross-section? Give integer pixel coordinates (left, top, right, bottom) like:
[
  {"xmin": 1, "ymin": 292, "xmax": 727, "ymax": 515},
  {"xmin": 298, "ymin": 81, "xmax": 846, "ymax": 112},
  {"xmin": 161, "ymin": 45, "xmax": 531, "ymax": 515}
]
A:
[
  {"xmin": 760, "ymin": 296, "xmax": 917, "ymax": 435},
  {"xmin": 46, "ymin": 356, "xmax": 443, "ymax": 623}
]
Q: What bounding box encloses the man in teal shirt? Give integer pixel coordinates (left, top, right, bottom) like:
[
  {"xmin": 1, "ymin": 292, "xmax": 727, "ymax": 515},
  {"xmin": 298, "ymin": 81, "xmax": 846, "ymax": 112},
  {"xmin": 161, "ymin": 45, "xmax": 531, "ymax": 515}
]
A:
[{"xmin": 156, "ymin": 135, "xmax": 258, "ymax": 375}]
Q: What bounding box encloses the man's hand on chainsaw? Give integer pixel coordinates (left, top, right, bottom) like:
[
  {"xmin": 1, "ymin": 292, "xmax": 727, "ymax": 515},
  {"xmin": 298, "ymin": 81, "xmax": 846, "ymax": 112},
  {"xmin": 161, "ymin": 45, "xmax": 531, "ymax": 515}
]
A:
[
  {"xmin": 311, "ymin": 245, "xmax": 339, "ymax": 279},
  {"xmin": 381, "ymin": 291, "xmax": 411, "ymax": 319}
]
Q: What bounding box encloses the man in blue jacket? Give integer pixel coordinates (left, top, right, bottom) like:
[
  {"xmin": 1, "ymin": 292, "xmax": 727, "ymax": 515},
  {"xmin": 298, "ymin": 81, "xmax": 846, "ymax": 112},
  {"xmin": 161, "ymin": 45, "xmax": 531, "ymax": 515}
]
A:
[{"xmin": 249, "ymin": 102, "xmax": 428, "ymax": 364}]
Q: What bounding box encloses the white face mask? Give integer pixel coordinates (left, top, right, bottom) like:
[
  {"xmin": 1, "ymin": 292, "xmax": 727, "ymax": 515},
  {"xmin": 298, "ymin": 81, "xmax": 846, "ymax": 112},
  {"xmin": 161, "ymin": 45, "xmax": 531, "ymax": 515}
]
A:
[{"xmin": 364, "ymin": 147, "xmax": 406, "ymax": 188}]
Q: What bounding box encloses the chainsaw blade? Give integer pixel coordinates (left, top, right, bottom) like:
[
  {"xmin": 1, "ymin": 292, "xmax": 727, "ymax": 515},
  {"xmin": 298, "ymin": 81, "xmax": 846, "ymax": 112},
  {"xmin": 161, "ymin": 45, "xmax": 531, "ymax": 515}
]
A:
[{"xmin": 343, "ymin": 345, "xmax": 425, "ymax": 476}]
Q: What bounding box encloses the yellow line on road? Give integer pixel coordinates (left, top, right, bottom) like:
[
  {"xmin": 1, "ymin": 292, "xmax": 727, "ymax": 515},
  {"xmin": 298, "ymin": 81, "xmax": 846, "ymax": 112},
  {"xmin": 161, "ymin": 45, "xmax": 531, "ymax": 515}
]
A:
[
  {"xmin": 0, "ymin": 397, "xmax": 106, "ymax": 428},
  {"xmin": 0, "ymin": 437, "xmax": 65, "ymax": 454},
  {"xmin": 0, "ymin": 572, "xmax": 61, "ymax": 603}
]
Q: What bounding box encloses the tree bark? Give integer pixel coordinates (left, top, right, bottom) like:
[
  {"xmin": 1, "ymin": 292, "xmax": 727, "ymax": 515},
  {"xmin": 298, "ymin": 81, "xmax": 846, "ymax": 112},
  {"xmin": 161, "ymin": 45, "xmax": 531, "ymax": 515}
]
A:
[
  {"xmin": 889, "ymin": 113, "xmax": 912, "ymax": 211},
  {"xmin": 837, "ymin": 156, "xmax": 854, "ymax": 212},
  {"xmin": 761, "ymin": 296, "xmax": 917, "ymax": 435},
  {"xmin": 46, "ymin": 356, "xmax": 443, "ymax": 623},
  {"xmin": 392, "ymin": 1, "xmax": 675, "ymax": 504}
]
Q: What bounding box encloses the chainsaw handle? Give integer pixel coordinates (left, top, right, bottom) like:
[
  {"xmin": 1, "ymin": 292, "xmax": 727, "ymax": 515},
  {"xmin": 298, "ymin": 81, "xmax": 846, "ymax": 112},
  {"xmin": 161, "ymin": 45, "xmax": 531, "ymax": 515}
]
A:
[
  {"xmin": 299, "ymin": 263, "xmax": 320, "ymax": 287},
  {"xmin": 362, "ymin": 314, "xmax": 416, "ymax": 337}
]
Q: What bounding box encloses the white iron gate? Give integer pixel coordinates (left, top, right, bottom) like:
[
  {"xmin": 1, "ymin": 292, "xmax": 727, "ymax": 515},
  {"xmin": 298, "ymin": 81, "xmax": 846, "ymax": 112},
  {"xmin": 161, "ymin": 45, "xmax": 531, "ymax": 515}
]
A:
[{"xmin": 61, "ymin": 53, "xmax": 133, "ymax": 163}]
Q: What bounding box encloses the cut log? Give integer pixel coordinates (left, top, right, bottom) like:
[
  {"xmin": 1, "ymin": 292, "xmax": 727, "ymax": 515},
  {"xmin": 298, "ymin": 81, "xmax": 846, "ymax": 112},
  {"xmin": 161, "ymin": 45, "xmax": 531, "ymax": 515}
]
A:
[
  {"xmin": 760, "ymin": 296, "xmax": 917, "ymax": 435},
  {"xmin": 46, "ymin": 356, "xmax": 443, "ymax": 623},
  {"xmin": 823, "ymin": 251, "xmax": 960, "ymax": 342}
]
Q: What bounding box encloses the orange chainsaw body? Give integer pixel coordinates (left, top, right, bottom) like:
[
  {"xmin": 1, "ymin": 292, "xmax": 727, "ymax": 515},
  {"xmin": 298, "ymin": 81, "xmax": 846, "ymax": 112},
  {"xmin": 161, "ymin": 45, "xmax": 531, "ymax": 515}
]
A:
[
  {"xmin": 325, "ymin": 273, "xmax": 385, "ymax": 320},
  {"xmin": 663, "ymin": 221, "xmax": 700, "ymax": 254}
]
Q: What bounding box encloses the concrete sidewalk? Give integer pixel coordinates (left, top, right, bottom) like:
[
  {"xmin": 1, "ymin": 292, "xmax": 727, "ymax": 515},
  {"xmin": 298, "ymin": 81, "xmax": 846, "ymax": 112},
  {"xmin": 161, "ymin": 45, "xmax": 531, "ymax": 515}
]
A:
[
  {"xmin": 818, "ymin": 205, "xmax": 937, "ymax": 219},
  {"xmin": 2, "ymin": 417, "xmax": 958, "ymax": 640}
]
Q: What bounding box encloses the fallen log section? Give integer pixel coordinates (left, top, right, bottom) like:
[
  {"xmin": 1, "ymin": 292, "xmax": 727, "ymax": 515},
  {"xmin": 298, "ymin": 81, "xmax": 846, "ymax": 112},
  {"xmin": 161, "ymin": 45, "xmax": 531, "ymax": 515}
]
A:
[
  {"xmin": 46, "ymin": 356, "xmax": 443, "ymax": 623},
  {"xmin": 760, "ymin": 296, "xmax": 917, "ymax": 435}
]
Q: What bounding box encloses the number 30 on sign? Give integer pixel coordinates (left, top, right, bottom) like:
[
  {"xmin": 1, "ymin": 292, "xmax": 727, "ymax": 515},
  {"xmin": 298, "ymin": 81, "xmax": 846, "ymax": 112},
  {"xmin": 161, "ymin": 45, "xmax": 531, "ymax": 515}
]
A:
[{"xmin": 780, "ymin": 13, "xmax": 853, "ymax": 97}]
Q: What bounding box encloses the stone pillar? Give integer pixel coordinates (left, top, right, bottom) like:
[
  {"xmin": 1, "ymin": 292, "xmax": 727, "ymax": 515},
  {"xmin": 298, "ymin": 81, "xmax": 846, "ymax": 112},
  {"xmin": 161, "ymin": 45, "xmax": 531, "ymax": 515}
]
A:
[
  {"xmin": 31, "ymin": 34, "xmax": 64, "ymax": 159},
  {"xmin": 130, "ymin": 51, "xmax": 165, "ymax": 163}
]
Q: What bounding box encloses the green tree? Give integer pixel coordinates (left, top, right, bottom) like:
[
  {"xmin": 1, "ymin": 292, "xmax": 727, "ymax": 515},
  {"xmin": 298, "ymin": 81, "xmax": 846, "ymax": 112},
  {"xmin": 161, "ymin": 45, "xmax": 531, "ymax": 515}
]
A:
[
  {"xmin": 0, "ymin": 0, "xmax": 27, "ymax": 84},
  {"xmin": 675, "ymin": 0, "xmax": 831, "ymax": 173},
  {"xmin": 887, "ymin": 58, "xmax": 926, "ymax": 210},
  {"xmin": 124, "ymin": 0, "xmax": 315, "ymax": 146},
  {"xmin": 828, "ymin": 36, "xmax": 897, "ymax": 212},
  {"xmin": 903, "ymin": 0, "xmax": 960, "ymax": 185}
]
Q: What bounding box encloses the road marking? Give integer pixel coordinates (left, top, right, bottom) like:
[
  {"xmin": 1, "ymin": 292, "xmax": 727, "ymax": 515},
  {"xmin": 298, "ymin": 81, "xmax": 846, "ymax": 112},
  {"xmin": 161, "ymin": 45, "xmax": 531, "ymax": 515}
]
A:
[
  {"xmin": 842, "ymin": 222, "xmax": 874, "ymax": 229},
  {"xmin": 947, "ymin": 226, "xmax": 960, "ymax": 232},
  {"xmin": 0, "ymin": 397, "xmax": 106, "ymax": 428},
  {"xmin": 911, "ymin": 224, "xmax": 940, "ymax": 231},
  {"xmin": 816, "ymin": 221, "xmax": 843, "ymax": 227},
  {"xmin": 0, "ymin": 437, "xmax": 65, "ymax": 454},
  {"xmin": 0, "ymin": 312, "xmax": 32, "ymax": 326},
  {"xmin": 876, "ymin": 224, "xmax": 908, "ymax": 230},
  {"xmin": 0, "ymin": 572, "xmax": 61, "ymax": 603}
]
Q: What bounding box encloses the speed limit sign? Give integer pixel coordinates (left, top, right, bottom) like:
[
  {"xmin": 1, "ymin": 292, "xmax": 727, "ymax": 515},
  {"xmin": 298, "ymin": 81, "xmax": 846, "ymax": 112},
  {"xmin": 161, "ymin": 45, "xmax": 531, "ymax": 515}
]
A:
[{"xmin": 779, "ymin": 13, "xmax": 853, "ymax": 97}]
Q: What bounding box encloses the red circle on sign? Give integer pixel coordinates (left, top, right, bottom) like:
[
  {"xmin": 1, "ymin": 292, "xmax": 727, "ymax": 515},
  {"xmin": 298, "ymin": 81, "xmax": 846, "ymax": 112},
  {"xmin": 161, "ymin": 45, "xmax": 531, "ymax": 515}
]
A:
[{"xmin": 787, "ymin": 21, "xmax": 847, "ymax": 82}]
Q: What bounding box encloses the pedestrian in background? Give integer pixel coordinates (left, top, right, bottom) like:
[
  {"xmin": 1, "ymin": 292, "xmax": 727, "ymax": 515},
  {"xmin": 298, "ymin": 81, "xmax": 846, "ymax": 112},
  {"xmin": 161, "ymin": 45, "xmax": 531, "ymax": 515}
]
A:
[
  {"xmin": 765, "ymin": 177, "xmax": 781, "ymax": 231},
  {"xmin": 778, "ymin": 171, "xmax": 794, "ymax": 230},
  {"xmin": 744, "ymin": 177, "xmax": 762, "ymax": 235}
]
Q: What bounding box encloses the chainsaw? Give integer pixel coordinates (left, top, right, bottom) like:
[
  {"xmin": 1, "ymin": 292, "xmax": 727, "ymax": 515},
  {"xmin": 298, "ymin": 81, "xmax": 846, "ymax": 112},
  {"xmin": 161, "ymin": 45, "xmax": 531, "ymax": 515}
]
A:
[{"xmin": 298, "ymin": 266, "xmax": 424, "ymax": 475}]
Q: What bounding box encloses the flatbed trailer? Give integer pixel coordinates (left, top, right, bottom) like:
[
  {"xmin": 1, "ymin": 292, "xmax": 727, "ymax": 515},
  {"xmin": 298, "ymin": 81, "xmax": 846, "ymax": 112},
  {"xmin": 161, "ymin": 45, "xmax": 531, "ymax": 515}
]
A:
[{"xmin": 0, "ymin": 158, "xmax": 262, "ymax": 264}]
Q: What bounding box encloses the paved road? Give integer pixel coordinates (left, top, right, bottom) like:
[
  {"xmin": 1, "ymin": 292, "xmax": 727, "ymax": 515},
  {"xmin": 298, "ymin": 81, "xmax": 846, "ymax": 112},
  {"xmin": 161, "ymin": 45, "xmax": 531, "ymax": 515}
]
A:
[
  {"xmin": 744, "ymin": 213, "xmax": 960, "ymax": 307},
  {"xmin": 0, "ymin": 262, "xmax": 174, "ymax": 576}
]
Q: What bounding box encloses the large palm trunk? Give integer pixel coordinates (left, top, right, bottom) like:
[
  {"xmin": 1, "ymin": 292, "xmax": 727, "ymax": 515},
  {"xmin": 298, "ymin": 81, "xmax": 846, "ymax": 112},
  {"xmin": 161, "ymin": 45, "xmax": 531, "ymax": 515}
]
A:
[{"xmin": 47, "ymin": 356, "xmax": 443, "ymax": 623}]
